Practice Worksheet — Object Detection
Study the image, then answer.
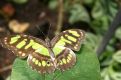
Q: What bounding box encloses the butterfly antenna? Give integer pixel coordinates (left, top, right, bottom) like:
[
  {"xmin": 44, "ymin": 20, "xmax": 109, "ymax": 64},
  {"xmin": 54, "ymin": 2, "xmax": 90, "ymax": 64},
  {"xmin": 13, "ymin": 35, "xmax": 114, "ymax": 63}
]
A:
[
  {"xmin": 41, "ymin": 31, "xmax": 46, "ymax": 39},
  {"xmin": 35, "ymin": 25, "xmax": 46, "ymax": 39}
]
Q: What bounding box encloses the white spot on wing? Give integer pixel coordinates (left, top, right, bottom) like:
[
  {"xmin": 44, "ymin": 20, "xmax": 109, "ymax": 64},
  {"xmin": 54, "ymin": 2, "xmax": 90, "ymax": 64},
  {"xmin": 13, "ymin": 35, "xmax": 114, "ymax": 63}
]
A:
[
  {"xmin": 18, "ymin": 51, "xmax": 22, "ymax": 54},
  {"xmin": 29, "ymin": 55, "xmax": 33, "ymax": 60},
  {"xmin": 80, "ymin": 32, "xmax": 83, "ymax": 36},
  {"xmin": 22, "ymin": 53, "xmax": 25, "ymax": 56}
]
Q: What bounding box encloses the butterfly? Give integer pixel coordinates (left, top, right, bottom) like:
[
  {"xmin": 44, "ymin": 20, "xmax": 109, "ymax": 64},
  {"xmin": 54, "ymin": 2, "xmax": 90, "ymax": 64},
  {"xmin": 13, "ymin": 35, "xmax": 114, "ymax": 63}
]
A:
[{"xmin": 0, "ymin": 29, "xmax": 85, "ymax": 74}]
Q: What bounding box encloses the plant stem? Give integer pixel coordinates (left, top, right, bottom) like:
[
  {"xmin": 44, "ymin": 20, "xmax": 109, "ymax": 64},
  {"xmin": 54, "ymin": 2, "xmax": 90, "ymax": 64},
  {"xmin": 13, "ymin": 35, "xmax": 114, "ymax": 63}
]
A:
[
  {"xmin": 96, "ymin": 7, "xmax": 121, "ymax": 56},
  {"xmin": 55, "ymin": 0, "xmax": 64, "ymax": 35}
]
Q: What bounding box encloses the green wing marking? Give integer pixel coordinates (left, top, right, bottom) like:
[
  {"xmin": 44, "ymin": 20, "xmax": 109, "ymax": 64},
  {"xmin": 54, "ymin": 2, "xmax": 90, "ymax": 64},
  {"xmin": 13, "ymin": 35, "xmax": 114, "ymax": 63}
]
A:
[
  {"xmin": 53, "ymin": 46, "xmax": 76, "ymax": 71},
  {"xmin": 0, "ymin": 29, "xmax": 85, "ymax": 74},
  {"xmin": 10, "ymin": 35, "xmax": 21, "ymax": 44},
  {"xmin": 51, "ymin": 29, "xmax": 85, "ymax": 51},
  {"xmin": 51, "ymin": 29, "xmax": 85, "ymax": 71},
  {"xmin": 32, "ymin": 42, "xmax": 49, "ymax": 56},
  {"xmin": 16, "ymin": 39, "xmax": 27, "ymax": 49},
  {"xmin": 53, "ymin": 46, "xmax": 65, "ymax": 56},
  {"xmin": 24, "ymin": 40, "xmax": 34, "ymax": 49},
  {"xmin": 1, "ymin": 34, "xmax": 50, "ymax": 58},
  {"xmin": 27, "ymin": 52, "xmax": 55, "ymax": 74}
]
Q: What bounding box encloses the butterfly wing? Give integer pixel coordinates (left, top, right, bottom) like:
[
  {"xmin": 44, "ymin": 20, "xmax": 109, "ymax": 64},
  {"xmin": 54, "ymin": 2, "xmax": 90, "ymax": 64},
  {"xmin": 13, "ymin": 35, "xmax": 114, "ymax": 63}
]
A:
[
  {"xmin": 52, "ymin": 29, "xmax": 85, "ymax": 71},
  {"xmin": 0, "ymin": 34, "xmax": 49, "ymax": 58},
  {"xmin": 51, "ymin": 29, "xmax": 85, "ymax": 51},
  {"xmin": 53, "ymin": 46, "xmax": 76, "ymax": 71},
  {"xmin": 27, "ymin": 51, "xmax": 55, "ymax": 74},
  {"xmin": 0, "ymin": 34, "xmax": 56, "ymax": 73},
  {"xmin": 0, "ymin": 34, "xmax": 32, "ymax": 58}
]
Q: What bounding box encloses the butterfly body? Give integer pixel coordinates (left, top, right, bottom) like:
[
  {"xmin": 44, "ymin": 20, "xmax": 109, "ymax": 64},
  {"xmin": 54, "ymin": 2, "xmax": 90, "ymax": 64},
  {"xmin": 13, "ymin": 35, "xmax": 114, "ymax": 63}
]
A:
[{"xmin": 0, "ymin": 29, "xmax": 85, "ymax": 74}]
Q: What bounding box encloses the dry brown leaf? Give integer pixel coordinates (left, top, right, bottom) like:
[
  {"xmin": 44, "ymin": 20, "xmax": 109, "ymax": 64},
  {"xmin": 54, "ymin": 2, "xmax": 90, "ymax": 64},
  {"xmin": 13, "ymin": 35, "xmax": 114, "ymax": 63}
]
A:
[{"xmin": 9, "ymin": 19, "xmax": 30, "ymax": 33}]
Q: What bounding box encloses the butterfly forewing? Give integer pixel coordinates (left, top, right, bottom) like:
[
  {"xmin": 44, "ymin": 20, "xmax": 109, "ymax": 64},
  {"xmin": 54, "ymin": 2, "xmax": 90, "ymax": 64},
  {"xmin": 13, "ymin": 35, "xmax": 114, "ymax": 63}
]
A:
[
  {"xmin": 0, "ymin": 35, "xmax": 31, "ymax": 58},
  {"xmin": 51, "ymin": 29, "xmax": 85, "ymax": 51},
  {"xmin": 0, "ymin": 34, "xmax": 51, "ymax": 58}
]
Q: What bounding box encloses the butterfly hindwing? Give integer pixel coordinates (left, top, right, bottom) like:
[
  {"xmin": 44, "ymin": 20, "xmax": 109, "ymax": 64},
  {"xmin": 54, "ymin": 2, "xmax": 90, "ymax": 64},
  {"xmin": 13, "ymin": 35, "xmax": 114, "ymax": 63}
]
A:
[
  {"xmin": 51, "ymin": 29, "xmax": 85, "ymax": 51},
  {"xmin": 55, "ymin": 46, "xmax": 76, "ymax": 71},
  {"xmin": 27, "ymin": 52, "xmax": 55, "ymax": 74}
]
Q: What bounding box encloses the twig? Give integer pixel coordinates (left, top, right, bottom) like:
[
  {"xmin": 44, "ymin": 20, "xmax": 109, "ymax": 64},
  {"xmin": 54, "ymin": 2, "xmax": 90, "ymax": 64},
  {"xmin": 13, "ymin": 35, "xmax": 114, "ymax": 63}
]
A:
[
  {"xmin": 0, "ymin": 65, "xmax": 12, "ymax": 73},
  {"xmin": 55, "ymin": 0, "xmax": 64, "ymax": 35},
  {"xmin": 96, "ymin": 6, "xmax": 121, "ymax": 56}
]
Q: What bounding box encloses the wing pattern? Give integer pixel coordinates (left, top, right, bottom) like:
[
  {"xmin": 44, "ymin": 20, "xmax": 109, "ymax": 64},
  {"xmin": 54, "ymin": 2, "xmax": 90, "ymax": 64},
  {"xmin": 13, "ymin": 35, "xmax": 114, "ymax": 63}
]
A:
[
  {"xmin": 0, "ymin": 29, "xmax": 85, "ymax": 74},
  {"xmin": 52, "ymin": 29, "xmax": 85, "ymax": 71}
]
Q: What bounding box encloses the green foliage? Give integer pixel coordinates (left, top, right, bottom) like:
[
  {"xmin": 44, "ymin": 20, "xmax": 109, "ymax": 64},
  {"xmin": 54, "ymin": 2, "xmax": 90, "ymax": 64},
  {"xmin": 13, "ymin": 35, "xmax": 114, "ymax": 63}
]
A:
[
  {"xmin": 68, "ymin": 4, "xmax": 90, "ymax": 23},
  {"xmin": 101, "ymin": 50, "xmax": 121, "ymax": 80},
  {"xmin": 48, "ymin": 0, "xmax": 58, "ymax": 10},
  {"xmin": 11, "ymin": 44, "xmax": 100, "ymax": 80},
  {"xmin": 49, "ymin": 0, "xmax": 90, "ymax": 24},
  {"xmin": 49, "ymin": 0, "xmax": 118, "ymax": 34},
  {"xmin": 85, "ymin": 32, "xmax": 102, "ymax": 50},
  {"xmin": 10, "ymin": 0, "xmax": 28, "ymax": 4},
  {"xmin": 83, "ymin": 0, "xmax": 94, "ymax": 5},
  {"xmin": 115, "ymin": 27, "xmax": 121, "ymax": 40},
  {"xmin": 91, "ymin": 0, "xmax": 118, "ymax": 34},
  {"xmin": 113, "ymin": 51, "xmax": 121, "ymax": 63}
]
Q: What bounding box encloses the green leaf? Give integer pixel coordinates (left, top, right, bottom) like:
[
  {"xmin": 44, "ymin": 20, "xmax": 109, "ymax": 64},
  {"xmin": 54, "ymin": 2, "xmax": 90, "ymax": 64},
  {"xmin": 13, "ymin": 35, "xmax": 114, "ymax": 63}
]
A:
[
  {"xmin": 92, "ymin": 0, "xmax": 117, "ymax": 20},
  {"xmin": 101, "ymin": 66, "xmax": 121, "ymax": 80},
  {"xmin": 11, "ymin": 46, "xmax": 100, "ymax": 80},
  {"xmin": 91, "ymin": 1, "xmax": 104, "ymax": 19},
  {"xmin": 111, "ymin": 72, "xmax": 121, "ymax": 80},
  {"xmin": 12, "ymin": 0, "xmax": 28, "ymax": 4},
  {"xmin": 48, "ymin": 0, "xmax": 58, "ymax": 10},
  {"xmin": 91, "ymin": 0, "xmax": 118, "ymax": 34},
  {"xmin": 113, "ymin": 50, "xmax": 121, "ymax": 63},
  {"xmin": 83, "ymin": 0, "xmax": 95, "ymax": 5},
  {"xmin": 115, "ymin": 27, "xmax": 121, "ymax": 40},
  {"xmin": 85, "ymin": 32, "xmax": 102, "ymax": 51},
  {"xmin": 69, "ymin": 4, "xmax": 90, "ymax": 23}
]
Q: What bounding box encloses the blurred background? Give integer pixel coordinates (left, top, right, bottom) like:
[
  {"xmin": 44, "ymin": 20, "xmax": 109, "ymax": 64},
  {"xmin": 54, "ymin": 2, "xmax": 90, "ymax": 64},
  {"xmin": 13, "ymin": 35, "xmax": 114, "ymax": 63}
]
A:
[{"xmin": 0, "ymin": 0, "xmax": 121, "ymax": 80}]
